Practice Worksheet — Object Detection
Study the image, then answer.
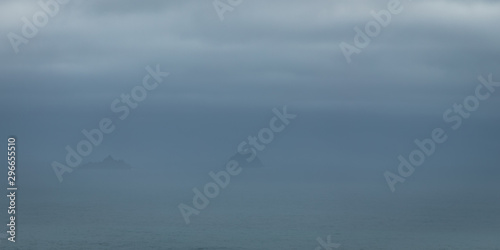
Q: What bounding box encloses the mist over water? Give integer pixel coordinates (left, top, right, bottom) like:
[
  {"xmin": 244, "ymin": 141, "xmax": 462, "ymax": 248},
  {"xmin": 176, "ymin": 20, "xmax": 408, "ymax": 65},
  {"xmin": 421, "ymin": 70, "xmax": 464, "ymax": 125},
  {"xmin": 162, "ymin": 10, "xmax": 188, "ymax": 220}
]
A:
[{"xmin": 1, "ymin": 105, "xmax": 498, "ymax": 249}]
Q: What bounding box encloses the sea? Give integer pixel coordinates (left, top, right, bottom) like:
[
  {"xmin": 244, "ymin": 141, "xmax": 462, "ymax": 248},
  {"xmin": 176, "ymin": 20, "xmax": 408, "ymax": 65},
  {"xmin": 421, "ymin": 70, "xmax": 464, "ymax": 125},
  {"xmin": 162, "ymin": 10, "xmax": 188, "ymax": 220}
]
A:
[{"xmin": 1, "ymin": 163, "xmax": 499, "ymax": 250}]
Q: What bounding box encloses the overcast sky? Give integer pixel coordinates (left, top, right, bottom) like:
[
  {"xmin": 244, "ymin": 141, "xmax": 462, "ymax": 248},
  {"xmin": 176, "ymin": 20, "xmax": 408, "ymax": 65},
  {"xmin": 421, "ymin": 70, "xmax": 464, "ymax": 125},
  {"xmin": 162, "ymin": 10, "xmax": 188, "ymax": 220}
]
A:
[
  {"xmin": 1, "ymin": 0, "xmax": 499, "ymax": 112},
  {"xmin": 0, "ymin": 0, "xmax": 499, "ymax": 186}
]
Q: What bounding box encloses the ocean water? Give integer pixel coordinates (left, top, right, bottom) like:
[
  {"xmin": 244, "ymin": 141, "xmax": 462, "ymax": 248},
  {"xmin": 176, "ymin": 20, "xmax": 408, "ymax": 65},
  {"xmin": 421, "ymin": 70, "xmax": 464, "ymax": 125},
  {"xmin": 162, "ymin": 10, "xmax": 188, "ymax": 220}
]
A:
[{"xmin": 2, "ymin": 166, "xmax": 500, "ymax": 250}]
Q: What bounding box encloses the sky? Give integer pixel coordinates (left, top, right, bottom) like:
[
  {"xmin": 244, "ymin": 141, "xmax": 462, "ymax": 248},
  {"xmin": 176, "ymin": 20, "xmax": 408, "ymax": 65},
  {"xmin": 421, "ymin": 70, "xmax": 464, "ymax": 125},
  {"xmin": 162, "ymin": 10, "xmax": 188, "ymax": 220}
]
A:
[
  {"xmin": 0, "ymin": 0, "xmax": 499, "ymax": 192},
  {"xmin": 1, "ymin": 0, "xmax": 499, "ymax": 110}
]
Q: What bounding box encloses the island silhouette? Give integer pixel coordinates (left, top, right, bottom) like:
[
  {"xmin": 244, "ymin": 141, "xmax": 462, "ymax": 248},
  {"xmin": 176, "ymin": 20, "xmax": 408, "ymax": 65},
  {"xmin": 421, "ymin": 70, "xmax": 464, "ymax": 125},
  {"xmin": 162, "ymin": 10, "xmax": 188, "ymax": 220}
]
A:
[{"xmin": 79, "ymin": 155, "xmax": 132, "ymax": 170}]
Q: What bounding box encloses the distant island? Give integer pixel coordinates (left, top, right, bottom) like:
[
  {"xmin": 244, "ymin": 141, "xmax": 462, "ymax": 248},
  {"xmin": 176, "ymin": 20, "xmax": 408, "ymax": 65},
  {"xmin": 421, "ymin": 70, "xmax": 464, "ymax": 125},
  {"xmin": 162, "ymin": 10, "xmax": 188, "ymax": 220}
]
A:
[{"xmin": 79, "ymin": 155, "xmax": 132, "ymax": 170}]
